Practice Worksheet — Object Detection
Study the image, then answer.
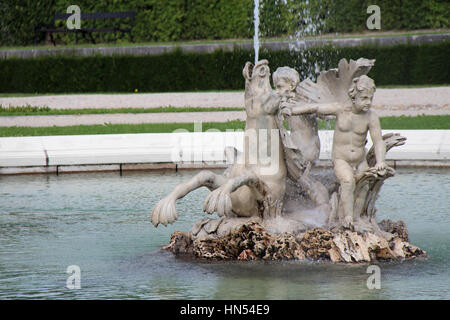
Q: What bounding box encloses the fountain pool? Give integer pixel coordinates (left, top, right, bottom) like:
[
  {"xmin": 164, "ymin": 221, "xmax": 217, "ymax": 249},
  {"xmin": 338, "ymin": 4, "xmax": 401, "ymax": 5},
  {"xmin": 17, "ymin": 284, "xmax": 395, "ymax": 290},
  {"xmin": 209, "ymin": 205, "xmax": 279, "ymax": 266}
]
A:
[{"xmin": 0, "ymin": 169, "xmax": 448, "ymax": 299}]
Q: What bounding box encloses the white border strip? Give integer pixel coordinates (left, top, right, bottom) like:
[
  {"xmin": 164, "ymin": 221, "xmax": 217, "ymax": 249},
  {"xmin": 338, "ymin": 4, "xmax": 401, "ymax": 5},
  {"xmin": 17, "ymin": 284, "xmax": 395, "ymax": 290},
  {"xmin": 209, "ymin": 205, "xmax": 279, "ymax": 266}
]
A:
[{"xmin": 0, "ymin": 130, "xmax": 448, "ymax": 170}]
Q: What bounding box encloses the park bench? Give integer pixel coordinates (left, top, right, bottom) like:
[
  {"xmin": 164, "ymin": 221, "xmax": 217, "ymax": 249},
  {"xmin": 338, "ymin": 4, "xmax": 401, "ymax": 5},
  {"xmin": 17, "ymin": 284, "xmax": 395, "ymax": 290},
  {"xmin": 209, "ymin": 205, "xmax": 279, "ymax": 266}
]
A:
[{"xmin": 36, "ymin": 11, "xmax": 136, "ymax": 45}]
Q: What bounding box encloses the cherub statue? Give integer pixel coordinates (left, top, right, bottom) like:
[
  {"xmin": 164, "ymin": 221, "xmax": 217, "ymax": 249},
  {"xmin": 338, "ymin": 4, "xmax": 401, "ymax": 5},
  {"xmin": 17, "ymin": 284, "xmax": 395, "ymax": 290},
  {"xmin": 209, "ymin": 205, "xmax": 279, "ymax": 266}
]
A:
[
  {"xmin": 272, "ymin": 66, "xmax": 329, "ymax": 208},
  {"xmin": 280, "ymin": 60, "xmax": 396, "ymax": 230},
  {"xmin": 273, "ymin": 66, "xmax": 320, "ymax": 169}
]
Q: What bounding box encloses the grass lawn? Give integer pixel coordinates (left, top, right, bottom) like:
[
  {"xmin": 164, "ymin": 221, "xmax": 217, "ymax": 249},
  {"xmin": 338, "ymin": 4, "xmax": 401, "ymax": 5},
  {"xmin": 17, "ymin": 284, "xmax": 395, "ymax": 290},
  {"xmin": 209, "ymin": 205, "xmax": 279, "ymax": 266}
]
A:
[
  {"xmin": 379, "ymin": 115, "xmax": 450, "ymax": 129},
  {"xmin": 0, "ymin": 105, "xmax": 243, "ymax": 116},
  {"xmin": 0, "ymin": 115, "xmax": 448, "ymax": 137},
  {"xmin": 0, "ymin": 121, "xmax": 246, "ymax": 137}
]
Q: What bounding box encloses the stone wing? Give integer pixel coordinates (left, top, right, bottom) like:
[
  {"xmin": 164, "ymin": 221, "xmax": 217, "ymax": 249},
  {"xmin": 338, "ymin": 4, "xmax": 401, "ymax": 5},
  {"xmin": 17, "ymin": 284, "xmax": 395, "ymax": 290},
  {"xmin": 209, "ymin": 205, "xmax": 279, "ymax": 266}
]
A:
[{"xmin": 295, "ymin": 58, "xmax": 376, "ymax": 105}]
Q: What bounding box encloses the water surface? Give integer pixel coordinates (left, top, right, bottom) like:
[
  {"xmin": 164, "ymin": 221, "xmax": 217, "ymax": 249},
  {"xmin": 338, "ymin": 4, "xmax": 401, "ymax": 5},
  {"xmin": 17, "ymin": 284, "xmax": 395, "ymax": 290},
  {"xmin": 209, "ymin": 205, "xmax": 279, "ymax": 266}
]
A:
[{"xmin": 0, "ymin": 169, "xmax": 448, "ymax": 299}]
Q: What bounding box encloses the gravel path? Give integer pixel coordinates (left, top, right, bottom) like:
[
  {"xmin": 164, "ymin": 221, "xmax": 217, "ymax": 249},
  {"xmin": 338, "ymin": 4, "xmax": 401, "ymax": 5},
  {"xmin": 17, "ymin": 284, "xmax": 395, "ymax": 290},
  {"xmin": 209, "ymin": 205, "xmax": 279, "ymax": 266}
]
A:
[
  {"xmin": 0, "ymin": 92, "xmax": 245, "ymax": 109},
  {"xmin": 0, "ymin": 87, "xmax": 448, "ymax": 127},
  {"xmin": 1, "ymin": 87, "xmax": 449, "ymax": 109}
]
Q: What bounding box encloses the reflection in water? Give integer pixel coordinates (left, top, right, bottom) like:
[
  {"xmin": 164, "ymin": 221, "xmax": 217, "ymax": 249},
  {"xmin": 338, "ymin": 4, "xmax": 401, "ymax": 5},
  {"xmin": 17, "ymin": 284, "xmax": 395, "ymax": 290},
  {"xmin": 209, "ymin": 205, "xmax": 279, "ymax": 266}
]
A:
[
  {"xmin": 0, "ymin": 169, "xmax": 448, "ymax": 299},
  {"xmin": 204, "ymin": 261, "xmax": 385, "ymax": 300}
]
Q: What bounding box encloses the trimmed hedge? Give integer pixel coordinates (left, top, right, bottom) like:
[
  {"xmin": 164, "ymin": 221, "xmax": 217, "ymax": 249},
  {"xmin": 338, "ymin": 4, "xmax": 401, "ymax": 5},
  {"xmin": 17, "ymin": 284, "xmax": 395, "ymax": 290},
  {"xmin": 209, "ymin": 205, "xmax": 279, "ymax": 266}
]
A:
[
  {"xmin": 0, "ymin": 41, "xmax": 449, "ymax": 93},
  {"xmin": 1, "ymin": 0, "xmax": 449, "ymax": 46}
]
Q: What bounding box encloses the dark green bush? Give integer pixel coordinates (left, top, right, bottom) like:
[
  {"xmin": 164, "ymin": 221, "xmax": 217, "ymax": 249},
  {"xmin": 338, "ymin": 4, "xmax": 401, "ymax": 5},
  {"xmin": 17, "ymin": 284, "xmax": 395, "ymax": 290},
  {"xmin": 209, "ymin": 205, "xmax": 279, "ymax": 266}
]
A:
[
  {"xmin": 316, "ymin": 0, "xmax": 450, "ymax": 33},
  {"xmin": 0, "ymin": 41, "xmax": 448, "ymax": 93},
  {"xmin": 1, "ymin": 0, "xmax": 448, "ymax": 46},
  {"xmin": 0, "ymin": 0, "xmax": 55, "ymax": 46}
]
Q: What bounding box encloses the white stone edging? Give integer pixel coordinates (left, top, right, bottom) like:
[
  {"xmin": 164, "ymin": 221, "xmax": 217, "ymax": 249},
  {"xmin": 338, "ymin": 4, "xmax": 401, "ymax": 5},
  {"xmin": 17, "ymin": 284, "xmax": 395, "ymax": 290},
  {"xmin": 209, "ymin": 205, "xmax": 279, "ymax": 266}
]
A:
[{"xmin": 0, "ymin": 130, "xmax": 448, "ymax": 174}]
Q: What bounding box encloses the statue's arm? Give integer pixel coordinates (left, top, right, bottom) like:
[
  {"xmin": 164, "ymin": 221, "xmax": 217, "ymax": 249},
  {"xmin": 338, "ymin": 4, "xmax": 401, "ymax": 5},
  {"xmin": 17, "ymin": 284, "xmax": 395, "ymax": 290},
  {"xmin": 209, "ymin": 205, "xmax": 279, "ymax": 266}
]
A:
[
  {"xmin": 265, "ymin": 93, "xmax": 282, "ymax": 114},
  {"xmin": 368, "ymin": 110, "xmax": 387, "ymax": 169},
  {"xmin": 284, "ymin": 102, "xmax": 340, "ymax": 116}
]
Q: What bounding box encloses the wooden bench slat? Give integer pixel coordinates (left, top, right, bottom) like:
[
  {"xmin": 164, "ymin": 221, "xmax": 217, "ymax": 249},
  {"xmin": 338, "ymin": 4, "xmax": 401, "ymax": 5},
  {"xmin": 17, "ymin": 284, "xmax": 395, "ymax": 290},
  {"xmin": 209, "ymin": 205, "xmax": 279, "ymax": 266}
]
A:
[
  {"xmin": 40, "ymin": 28, "xmax": 133, "ymax": 32},
  {"xmin": 37, "ymin": 11, "xmax": 136, "ymax": 45},
  {"xmin": 54, "ymin": 11, "xmax": 136, "ymax": 20}
]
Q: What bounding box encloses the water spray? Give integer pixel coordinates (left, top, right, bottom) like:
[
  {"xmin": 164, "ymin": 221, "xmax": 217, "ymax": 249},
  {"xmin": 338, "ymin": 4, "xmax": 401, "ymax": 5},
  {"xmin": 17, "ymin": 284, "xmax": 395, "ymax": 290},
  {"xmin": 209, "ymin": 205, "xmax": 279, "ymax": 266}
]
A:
[{"xmin": 253, "ymin": 0, "xmax": 260, "ymax": 64}]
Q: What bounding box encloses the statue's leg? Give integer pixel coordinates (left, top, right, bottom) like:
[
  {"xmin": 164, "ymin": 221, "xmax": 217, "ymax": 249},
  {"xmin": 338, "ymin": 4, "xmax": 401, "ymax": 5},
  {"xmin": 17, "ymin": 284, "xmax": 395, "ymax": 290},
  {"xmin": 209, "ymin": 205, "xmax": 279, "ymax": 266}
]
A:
[
  {"xmin": 151, "ymin": 170, "xmax": 227, "ymax": 227},
  {"xmin": 203, "ymin": 171, "xmax": 263, "ymax": 218},
  {"xmin": 333, "ymin": 159, "xmax": 356, "ymax": 228}
]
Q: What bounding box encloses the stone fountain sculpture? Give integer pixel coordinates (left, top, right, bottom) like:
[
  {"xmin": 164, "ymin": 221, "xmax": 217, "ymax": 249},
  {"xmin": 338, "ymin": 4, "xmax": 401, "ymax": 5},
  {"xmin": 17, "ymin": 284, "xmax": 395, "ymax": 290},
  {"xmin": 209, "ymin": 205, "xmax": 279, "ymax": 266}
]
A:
[{"xmin": 151, "ymin": 58, "xmax": 426, "ymax": 263}]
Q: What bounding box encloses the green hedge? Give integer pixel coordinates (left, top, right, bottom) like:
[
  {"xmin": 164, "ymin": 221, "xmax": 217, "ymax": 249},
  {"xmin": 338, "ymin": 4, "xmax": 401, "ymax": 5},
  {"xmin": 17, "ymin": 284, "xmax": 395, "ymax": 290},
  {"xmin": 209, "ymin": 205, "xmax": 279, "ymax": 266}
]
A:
[
  {"xmin": 1, "ymin": 0, "xmax": 449, "ymax": 46},
  {"xmin": 310, "ymin": 0, "xmax": 450, "ymax": 33},
  {"xmin": 0, "ymin": 41, "xmax": 449, "ymax": 93}
]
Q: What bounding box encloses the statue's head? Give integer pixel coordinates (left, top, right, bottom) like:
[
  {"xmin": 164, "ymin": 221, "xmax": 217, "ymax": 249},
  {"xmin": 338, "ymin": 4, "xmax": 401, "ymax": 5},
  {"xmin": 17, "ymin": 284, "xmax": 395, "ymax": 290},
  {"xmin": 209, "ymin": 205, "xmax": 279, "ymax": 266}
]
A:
[
  {"xmin": 348, "ymin": 75, "xmax": 376, "ymax": 112},
  {"xmin": 243, "ymin": 60, "xmax": 272, "ymax": 93},
  {"xmin": 273, "ymin": 67, "xmax": 300, "ymax": 97}
]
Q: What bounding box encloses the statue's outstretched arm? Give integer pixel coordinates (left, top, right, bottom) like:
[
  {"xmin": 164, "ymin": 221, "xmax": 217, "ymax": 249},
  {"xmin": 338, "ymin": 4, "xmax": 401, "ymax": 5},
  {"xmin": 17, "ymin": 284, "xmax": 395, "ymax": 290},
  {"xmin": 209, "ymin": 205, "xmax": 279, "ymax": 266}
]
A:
[{"xmin": 283, "ymin": 102, "xmax": 340, "ymax": 116}]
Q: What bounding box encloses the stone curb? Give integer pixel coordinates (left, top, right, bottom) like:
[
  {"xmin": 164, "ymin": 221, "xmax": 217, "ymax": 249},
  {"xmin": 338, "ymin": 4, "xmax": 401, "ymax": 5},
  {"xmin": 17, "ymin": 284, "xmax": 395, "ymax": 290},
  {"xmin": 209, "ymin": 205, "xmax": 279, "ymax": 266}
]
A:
[
  {"xmin": 1, "ymin": 160, "xmax": 449, "ymax": 176},
  {"xmin": 1, "ymin": 34, "xmax": 449, "ymax": 60}
]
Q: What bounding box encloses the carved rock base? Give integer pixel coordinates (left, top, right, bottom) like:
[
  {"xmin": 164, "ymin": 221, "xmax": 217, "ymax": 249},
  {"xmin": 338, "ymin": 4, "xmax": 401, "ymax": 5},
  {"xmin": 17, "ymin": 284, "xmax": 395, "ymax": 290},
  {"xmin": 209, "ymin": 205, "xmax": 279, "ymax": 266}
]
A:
[{"xmin": 163, "ymin": 220, "xmax": 426, "ymax": 263}]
